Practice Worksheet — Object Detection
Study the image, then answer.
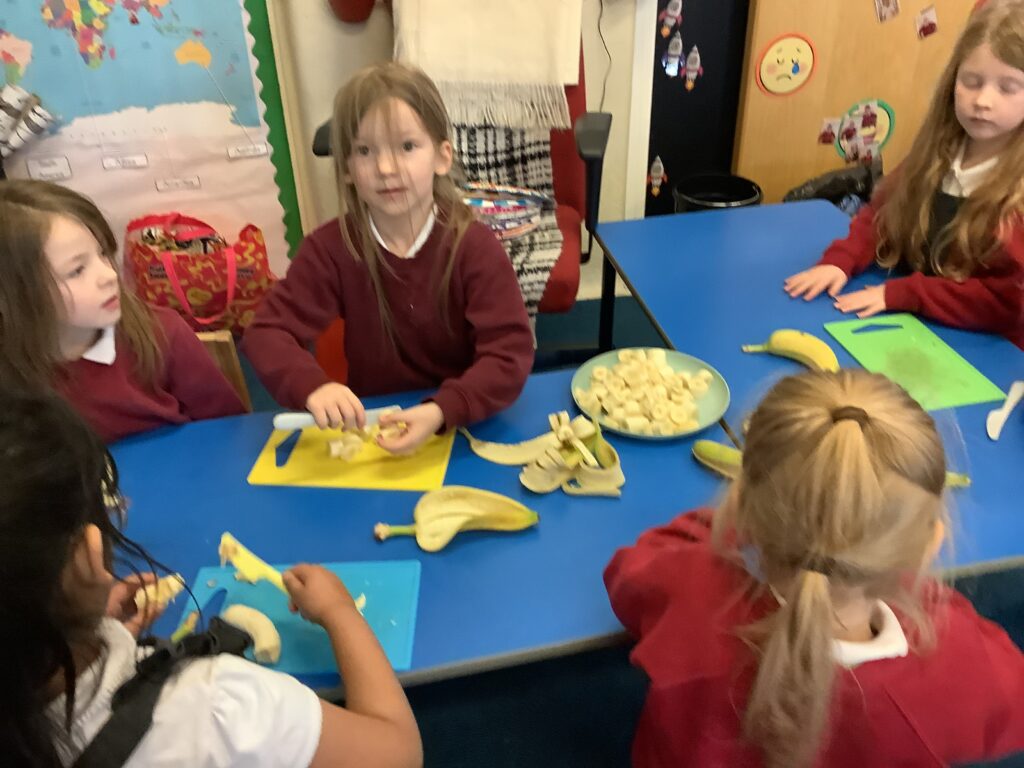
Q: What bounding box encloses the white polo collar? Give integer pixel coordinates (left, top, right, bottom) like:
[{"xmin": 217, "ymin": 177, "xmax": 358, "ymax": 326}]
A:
[
  {"xmin": 369, "ymin": 206, "xmax": 437, "ymax": 259},
  {"xmin": 80, "ymin": 326, "xmax": 117, "ymax": 365},
  {"xmin": 833, "ymin": 600, "xmax": 909, "ymax": 668},
  {"xmin": 943, "ymin": 142, "xmax": 999, "ymax": 197}
]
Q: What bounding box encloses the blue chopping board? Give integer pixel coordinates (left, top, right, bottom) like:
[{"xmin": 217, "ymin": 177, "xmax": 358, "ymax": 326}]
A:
[{"xmin": 178, "ymin": 560, "xmax": 421, "ymax": 686}]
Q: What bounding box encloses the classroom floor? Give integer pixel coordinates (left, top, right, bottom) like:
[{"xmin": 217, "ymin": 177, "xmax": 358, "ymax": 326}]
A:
[{"xmin": 241, "ymin": 298, "xmax": 1024, "ymax": 767}]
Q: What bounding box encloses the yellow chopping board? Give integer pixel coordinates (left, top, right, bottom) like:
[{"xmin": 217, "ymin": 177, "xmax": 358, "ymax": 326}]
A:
[{"xmin": 247, "ymin": 427, "xmax": 454, "ymax": 491}]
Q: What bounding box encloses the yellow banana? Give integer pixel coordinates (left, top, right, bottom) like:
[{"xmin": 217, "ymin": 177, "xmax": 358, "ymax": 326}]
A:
[
  {"xmin": 219, "ymin": 532, "xmax": 287, "ymax": 594},
  {"xmin": 374, "ymin": 486, "xmax": 539, "ymax": 552},
  {"xmin": 742, "ymin": 329, "xmax": 840, "ymax": 372},
  {"xmin": 221, "ymin": 604, "xmax": 282, "ymax": 665},
  {"xmin": 692, "ymin": 439, "xmax": 971, "ymax": 488}
]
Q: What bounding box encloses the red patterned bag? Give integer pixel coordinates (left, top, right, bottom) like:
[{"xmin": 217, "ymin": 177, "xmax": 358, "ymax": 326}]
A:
[{"xmin": 124, "ymin": 213, "xmax": 276, "ymax": 336}]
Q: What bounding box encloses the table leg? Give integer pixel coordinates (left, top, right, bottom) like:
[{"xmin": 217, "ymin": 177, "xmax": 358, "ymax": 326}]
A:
[{"xmin": 599, "ymin": 255, "xmax": 616, "ymax": 351}]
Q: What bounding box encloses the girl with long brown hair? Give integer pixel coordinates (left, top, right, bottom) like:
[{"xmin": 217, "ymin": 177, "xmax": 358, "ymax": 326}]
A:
[
  {"xmin": 242, "ymin": 62, "xmax": 534, "ymax": 454},
  {"xmin": 606, "ymin": 370, "xmax": 1024, "ymax": 767},
  {"xmin": 0, "ymin": 180, "xmax": 243, "ymax": 442},
  {"xmin": 785, "ymin": 0, "xmax": 1024, "ymax": 349}
]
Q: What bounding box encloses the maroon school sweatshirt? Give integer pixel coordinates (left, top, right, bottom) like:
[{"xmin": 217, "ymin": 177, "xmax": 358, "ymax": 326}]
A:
[{"xmin": 242, "ymin": 217, "xmax": 534, "ymax": 428}]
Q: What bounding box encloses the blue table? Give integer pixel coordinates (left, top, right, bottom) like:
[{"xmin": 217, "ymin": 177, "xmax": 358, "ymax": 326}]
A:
[
  {"xmin": 597, "ymin": 200, "xmax": 1024, "ymax": 572},
  {"xmin": 111, "ymin": 370, "xmax": 720, "ymax": 686}
]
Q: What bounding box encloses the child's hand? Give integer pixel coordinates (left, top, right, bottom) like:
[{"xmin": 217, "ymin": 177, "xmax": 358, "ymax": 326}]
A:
[
  {"xmin": 306, "ymin": 383, "xmax": 365, "ymax": 430},
  {"xmin": 283, "ymin": 564, "xmax": 357, "ymax": 627},
  {"xmin": 376, "ymin": 403, "xmax": 445, "ymax": 455},
  {"xmin": 834, "ymin": 284, "xmax": 887, "ymax": 318},
  {"xmin": 106, "ymin": 572, "xmax": 164, "ymax": 637},
  {"xmin": 784, "ymin": 264, "xmax": 848, "ymax": 300}
]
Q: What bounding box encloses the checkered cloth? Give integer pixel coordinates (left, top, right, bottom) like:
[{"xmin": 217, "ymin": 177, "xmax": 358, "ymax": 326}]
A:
[{"xmin": 454, "ymin": 125, "xmax": 563, "ymax": 318}]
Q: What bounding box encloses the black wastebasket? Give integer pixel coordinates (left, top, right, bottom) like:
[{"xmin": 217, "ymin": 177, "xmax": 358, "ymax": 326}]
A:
[{"xmin": 673, "ymin": 173, "xmax": 762, "ymax": 213}]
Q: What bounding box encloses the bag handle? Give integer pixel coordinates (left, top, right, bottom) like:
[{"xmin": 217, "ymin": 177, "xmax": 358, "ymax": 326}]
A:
[
  {"xmin": 158, "ymin": 246, "xmax": 238, "ymax": 327},
  {"xmin": 127, "ymin": 213, "xmax": 220, "ymax": 241}
]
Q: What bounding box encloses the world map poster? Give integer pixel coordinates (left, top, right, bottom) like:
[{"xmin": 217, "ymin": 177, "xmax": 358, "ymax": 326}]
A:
[{"xmin": 1, "ymin": 0, "xmax": 292, "ymax": 274}]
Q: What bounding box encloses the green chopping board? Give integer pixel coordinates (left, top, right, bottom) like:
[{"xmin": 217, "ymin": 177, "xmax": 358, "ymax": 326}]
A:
[{"xmin": 823, "ymin": 314, "xmax": 1004, "ymax": 411}]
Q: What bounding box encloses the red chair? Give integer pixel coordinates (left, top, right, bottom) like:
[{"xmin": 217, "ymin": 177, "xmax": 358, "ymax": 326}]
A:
[{"xmin": 310, "ymin": 55, "xmax": 610, "ymax": 380}]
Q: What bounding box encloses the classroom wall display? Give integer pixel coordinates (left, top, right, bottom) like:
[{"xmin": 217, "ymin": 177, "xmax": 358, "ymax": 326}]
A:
[
  {"xmin": 1, "ymin": 0, "xmax": 300, "ymax": 275},
  {"xmin": 755, "ymin": 33, "xmax": 815, "ymax": 96},
  {"xmin": 733, "ymin": 0, "xmax": 978, "ymax": 203},
  {"xmin": 645, "ymin": 0, "xmax": 750, "ymax": 217},
  {"xmin": 836, "ymin": 98, "xmax": 895, "ymax": 163}
]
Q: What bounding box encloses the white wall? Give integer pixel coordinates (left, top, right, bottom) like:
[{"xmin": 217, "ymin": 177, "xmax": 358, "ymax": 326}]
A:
[{"xmin": 276, "ymin": 0, "xmax": 639, "ymax": 298}]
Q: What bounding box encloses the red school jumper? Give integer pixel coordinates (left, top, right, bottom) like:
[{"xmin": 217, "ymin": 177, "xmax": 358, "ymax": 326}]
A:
[{"xmin": 605, "ymin": 509, "xmax": 1024, "ymax": 767}]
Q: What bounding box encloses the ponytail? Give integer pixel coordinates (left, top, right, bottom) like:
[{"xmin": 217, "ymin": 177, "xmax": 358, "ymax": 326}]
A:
[{"xmin": 744, "ymin": 571, "xmax": 835, "ymax": 768}]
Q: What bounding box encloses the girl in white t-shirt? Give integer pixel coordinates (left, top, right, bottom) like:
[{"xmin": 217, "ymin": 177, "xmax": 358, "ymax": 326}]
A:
[{"xmin": 1, "ymin": 392, "xmax": 422, "ymax": 768}]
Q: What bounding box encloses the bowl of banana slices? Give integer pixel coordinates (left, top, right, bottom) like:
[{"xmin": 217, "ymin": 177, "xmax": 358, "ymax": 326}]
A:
[{"xmin": 571, "ymin": 347, "xmax": 730, "ymax": 440}]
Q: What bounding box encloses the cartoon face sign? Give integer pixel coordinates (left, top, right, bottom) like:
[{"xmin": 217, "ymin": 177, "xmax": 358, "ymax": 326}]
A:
[{"xmin": 756, "ymin": 34, "xmax": 815, "ymax": 96}]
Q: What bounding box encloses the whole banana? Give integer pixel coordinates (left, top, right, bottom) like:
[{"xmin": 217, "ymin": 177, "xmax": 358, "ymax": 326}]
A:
[
  {"xmin": 692, "ymin": 439, "xmax": 971, "ymax": 488},
  {"xmin": 374, "ymin": 486, "xmax": 539, "ymax": 552},
  {"xmin": 742, "ymin": 329, "xmax": 840, "ymax": 372}
]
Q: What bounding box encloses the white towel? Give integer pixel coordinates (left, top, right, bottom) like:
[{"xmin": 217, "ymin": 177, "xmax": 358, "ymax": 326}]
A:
[{"xmin": 393, "ymin": 0, "xmax": 582, "ymax": 130}]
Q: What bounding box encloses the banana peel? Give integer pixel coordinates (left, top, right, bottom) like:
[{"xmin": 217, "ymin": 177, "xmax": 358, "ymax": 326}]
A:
[
  {"xmin": 464, "ymin": 412, "xmax": 625, "ymax": 497},
  {"xmin": 374, "ymin": 485, "xmax": 539, "ymax": 552},
  {"xmin": 692, "ymin": 439, "xmax": 971, "ymax": 489},
  {"xmin": 219, "ymin": 532, "xmax": 287, "ymax": 594}
]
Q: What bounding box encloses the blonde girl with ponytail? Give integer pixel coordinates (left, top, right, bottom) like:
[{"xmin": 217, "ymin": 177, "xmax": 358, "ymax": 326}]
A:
[{"xmin": 606, "ymin": 370, "xmax": 1024, "ymax": 767}]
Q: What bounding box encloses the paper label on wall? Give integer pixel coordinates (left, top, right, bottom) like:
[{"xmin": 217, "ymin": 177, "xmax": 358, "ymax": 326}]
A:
[
  {"xmin": 27, "ymin": 156, "xmax": 72, "ymax": 181},
  {"xmin": 156, "ymin": 176, "xmax": 201, "ymax": 193},
  {"xmin": 836, "ymin": 99, "xmax": 894, "ymax": 160},
  {"xmin": 103, "ymin": 154, "xmax": 150, "ymax": 171},
  {"xmin": 818, "ymin": 118, "xmax": 840, "ymax": 145},
  {"xmin": 227, "ymin": 142, "xmax": 268, "ymax": 160},
  {"xmin": 917, "ymin": 5, "xmax": 939, "ymax": 38},
  {"xmin": 874, "ymin": 0, "xmax": 901, "ymax": 23}
]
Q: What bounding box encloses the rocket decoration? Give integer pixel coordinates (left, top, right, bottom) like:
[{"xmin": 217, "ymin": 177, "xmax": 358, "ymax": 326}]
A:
[
  {"xmin": 684, "ymin": 46, "xmax": 703, "ymax": 91},
  {"xmin": 647, "ymin": 155, "xmax": 669, "ymax": 197},
  {"xmin": 662, "ymin": 31, "xmax": 684, "ymax": 78},
  {"xmin": 658, "ymin": 0, "xmax": 683, "ymax": 39}
]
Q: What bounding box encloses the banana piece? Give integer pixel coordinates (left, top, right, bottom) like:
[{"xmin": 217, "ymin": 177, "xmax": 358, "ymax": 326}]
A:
[
  {"xmin": 219, "ymin": 532, "xmax": 287, "ymax": 594},
  {"xmin": 133, "ymin": 573, "xmax": 185, "ymax": 612},
  {"xmin": 326, "ymin": 408, "xmax": 405, "ymax": 460},
  {"xmin": 692, "ymin": 439, "xmax": 971, "ymax": 488},
  {"xmin": 741, "ymin": 329, "xmax": 840, "ymax": 372},
  {"xmin": 374, "ymin": 486, "xmax": 539, "ymax": 552},
  {"xmin": 221, "ymin": 604, "xmax": 282, "ymax": 665}
]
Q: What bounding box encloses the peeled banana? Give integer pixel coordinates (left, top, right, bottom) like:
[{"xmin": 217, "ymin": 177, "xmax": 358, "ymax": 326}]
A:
[
  {"xmin": 692, "ymin": 438, "xmax": 971, "ymax": 488},
  {"xmin": 742, "ymin": 329, "xmax": 840, "ymax": 372},
  {"xmin": 374, "ymin": 486, "xmax": 539, "ymax": 552},
  {"xmin": 219, "ymin": 532, "xmax": 287, "ymax": 594},
  {"xmin": 221, "ymin": 604, "xmax": 282, "ymax": 664},
  {"xmin": 133, "ymin": 573, "xmax": 185, "ymax": 612}
]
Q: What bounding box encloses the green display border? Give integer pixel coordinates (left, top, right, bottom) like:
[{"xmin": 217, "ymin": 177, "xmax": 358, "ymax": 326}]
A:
[
  {"xmin": 834, "ymin": 98, "xmax": 896, "ymax": 160},
  {"xmin": 243, "ymin": 0, "xmax": 302, "ymax": 258}
]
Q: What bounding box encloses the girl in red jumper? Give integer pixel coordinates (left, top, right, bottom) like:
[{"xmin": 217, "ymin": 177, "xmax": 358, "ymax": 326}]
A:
[
  {"xmin": 785, "ymin": 2, "xmax": 1024, "ymax": 348},
  {"xmin": 0, "ymin": 181, "xmax": 244, "ymax": 443},
  {"xmin": 242, "ymin": 63, "xmax": 534, "ymax": 454},
  {"xmin": 606, "ymin": 370, "xmax": 1024, "ymax": 768}
]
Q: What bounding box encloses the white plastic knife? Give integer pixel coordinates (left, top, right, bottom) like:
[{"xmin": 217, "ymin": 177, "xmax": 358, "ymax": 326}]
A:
[
  {"xmin": 273, "ymin": 405, "xmax": 400, "ymax": 432},
  {"xmin": 986, "ymin": 381, "xmax": 1024, "ymax": 442}
]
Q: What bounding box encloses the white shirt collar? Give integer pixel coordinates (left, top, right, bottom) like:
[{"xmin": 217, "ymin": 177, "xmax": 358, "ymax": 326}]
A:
[
  {"xmin": 942, "ymin": 142, "xmax": 999, "ymax": 197},
  {"xmin": 80, "ymin": 326, "xmax": 117, "ymax": 365},
  {"xmin": 833, "ymin": 600, "xmax": 909, "ymax": 668},
  {"xmin": 368, "ymin": 206, "xmax": 436, "ymax": 259}
]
